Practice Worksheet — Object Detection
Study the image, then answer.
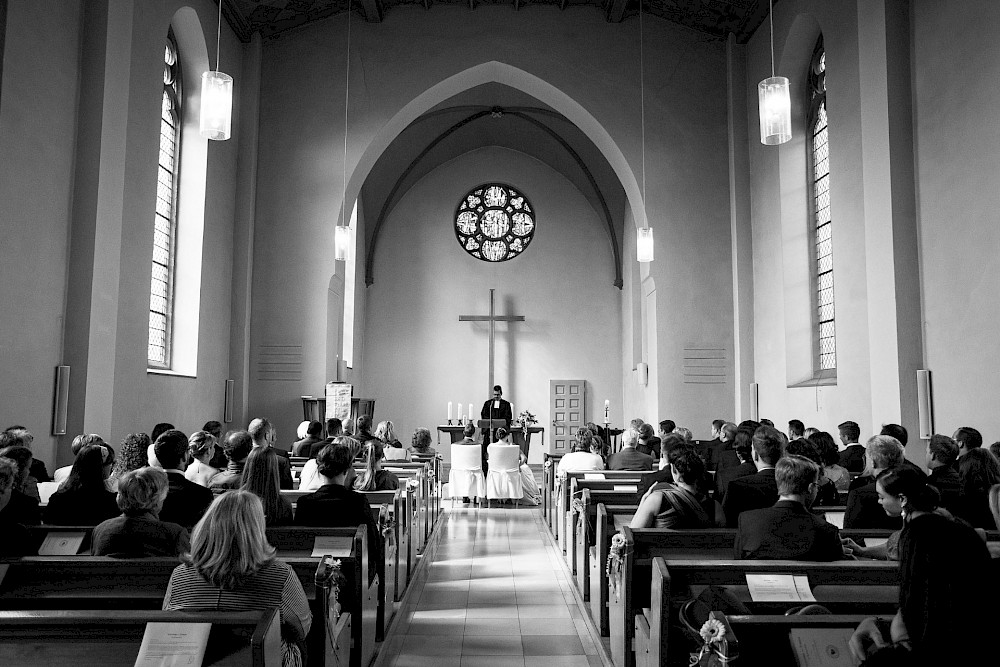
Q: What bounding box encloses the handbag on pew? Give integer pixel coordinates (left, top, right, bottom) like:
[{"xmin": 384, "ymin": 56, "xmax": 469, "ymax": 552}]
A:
[{"xmin": 678, "ymin": 589, "xmax": 749, "ymax": 665}]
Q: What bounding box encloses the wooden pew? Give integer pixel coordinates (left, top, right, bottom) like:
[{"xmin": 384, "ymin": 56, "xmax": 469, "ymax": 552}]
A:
[
  {"xmin": 573, "ymin": 492, "xmax": 638, "ymax": 602},
  {"xmin": 699, "ymin": 610, "xmax": 889, "ymax": 667},
  {"xmin": 0, "ymin": 609, "xmax": 284, "ymax": 666},
  {"xmin": 541, "ymin": 452, "xmax": 563, "ymax": 528},
  {"xmin": 0, "ymin": 525, "xmax": 375, "ymax": 667},
  {"xmin": 608, "ymin": 527, "xmax": 902, "ymax": 667},
  {"xmin": 567, "ymin": 481, "xmax": 643, "ymax": 573},
  {"xmin": 553, "ymin": 470, "xmax": 657, "ymax": 553}
]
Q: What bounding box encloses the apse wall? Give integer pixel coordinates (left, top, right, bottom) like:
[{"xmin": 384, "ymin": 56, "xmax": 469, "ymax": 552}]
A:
[
  {"xmin": 253, "ymin": 6, "xmax": 734, "ymax": 442},
  {"xmin": 362, "ymin": 147, "xmax": 622, "ymax": 464}
]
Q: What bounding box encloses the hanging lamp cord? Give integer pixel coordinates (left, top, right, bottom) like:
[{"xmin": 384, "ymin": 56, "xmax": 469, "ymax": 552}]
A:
[
  {"xmin": 215, "ymin": 0, "xmax": 222, "ymax": 72},
  {"xmin": 769, "ymin": 0, "xmax": 775, "ymax": 78},
  {"xmin": 639, "ymin": 1, "xmax": 647, "ymax": 230},
  {"xmin": 342, "ymin": 5, "xmax": 351, "ymax": 228}
]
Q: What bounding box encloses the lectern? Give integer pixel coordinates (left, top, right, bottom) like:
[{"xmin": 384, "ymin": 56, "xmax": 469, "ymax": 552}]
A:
[{"xmin": 477, "ymin": 419, "xmax": 507, "ymax": 443}]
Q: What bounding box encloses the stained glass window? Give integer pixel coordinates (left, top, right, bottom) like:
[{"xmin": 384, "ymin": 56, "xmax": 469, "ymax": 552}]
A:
[
  {"xmin": 809, "ymin": 37, "xmax": 835, "ymax": 371},
  {"xmin": 455, "ymin": 184, "xmax": 535, "ymax": 262},
  {"xmin": 149, "ymin": 31, "xmax": 181, "ymax": 368}
]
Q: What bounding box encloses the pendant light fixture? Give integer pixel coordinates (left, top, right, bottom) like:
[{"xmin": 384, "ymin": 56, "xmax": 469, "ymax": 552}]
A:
[
  {"xmin": 200, "ymin": 0, "xmax": 233, "ymax": 140},
  {"xmin": 334, "ymin": 7, "xmax": 353, "ymax": 261},
  {"xmin": 758, "ymin": 0, "xmax": 791, "ymax": 145},
  {"xmin": 636, "ymin": 2, "xmax": 654, "ymax": 263}
]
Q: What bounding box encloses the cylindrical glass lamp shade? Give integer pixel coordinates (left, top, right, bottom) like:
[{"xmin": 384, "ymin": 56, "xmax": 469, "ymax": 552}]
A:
[
  {"xmin": 200, "ymin": 70, "xmax": 233, "ymax": 140},
  {"xmin": 636, "ymin": 226, "xmax": 654, "ymax": 262},
  {"xmin": 758, "ymin": 76, "xmax": 792, "ymax": 145},
  {"xmin": 334, "ymin": 225, "xmax": 353, "ymax": 261}
]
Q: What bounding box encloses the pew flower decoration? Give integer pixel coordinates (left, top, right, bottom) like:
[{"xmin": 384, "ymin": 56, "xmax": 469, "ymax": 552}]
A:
[
  {"xmin": 571, "ymin": 498, "xmax": 585, "ymax": 515},
  {"xmin": 607, "ymin": 532, "xmax": 627, "ymax": 601},
  {"xmin": 543, "ymin": 459, "xmax": 553, "ymax": 471},
  {"xmin": 689, "ymin": 618, "xmax": 730, "ymax": 667},
  {"xmin": 406, "ymin": 478, "xmax": 420, "ymax": 492},
  {"xmin": 517, "ymin": 410, "xmax": 537, "ymax": 439}
]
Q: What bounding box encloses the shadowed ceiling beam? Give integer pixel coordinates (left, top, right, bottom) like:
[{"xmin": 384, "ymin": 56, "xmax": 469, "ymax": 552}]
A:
[
  {"xmin": 606, "ymin": 0, "xmax": 628, "ymax": 23},
  {"xmin": 360, "ymin": 0, "xmax": 383, "ymax": 22}
]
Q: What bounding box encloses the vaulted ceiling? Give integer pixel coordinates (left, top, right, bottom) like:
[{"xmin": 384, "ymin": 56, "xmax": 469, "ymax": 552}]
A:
[{"xmin": 222, "ymin": 0, "xmax": 773, "ymax": 43}]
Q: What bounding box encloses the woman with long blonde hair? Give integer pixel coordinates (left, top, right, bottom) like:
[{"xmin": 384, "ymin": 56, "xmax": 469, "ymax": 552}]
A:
[
  {"xmin": 163, "ymin": 491, "xmax": 311, "ymax": 666},
  {"xmin": 376, "ymin": 420, "xmax": 409, "ymax": 461}
]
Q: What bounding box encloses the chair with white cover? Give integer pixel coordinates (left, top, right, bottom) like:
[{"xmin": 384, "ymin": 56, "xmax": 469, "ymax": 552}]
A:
[
  {"xmin": 449, "ymin": 444, "xmax": 486, "ymax": 504},
  {"xmin": 486, "ymin": 444, "xmax": 523, "ymax": 507}
]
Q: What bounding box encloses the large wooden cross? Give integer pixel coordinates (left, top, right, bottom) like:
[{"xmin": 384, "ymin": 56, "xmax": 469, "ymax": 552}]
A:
[{"xmin": 459, "ymin": 288, "xmax": 525, "ymax": 390}]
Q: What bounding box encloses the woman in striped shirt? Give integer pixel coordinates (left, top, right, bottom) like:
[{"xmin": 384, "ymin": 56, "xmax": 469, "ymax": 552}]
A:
[{"xmin": 162, "ymin": 490, "xmax": 312, "ymax": 667}]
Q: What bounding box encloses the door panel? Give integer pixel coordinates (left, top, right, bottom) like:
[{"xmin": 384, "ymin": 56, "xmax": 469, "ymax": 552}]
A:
[{"xmin": 549, "ymin": 380, "xmax": 586, "ymax": 455}]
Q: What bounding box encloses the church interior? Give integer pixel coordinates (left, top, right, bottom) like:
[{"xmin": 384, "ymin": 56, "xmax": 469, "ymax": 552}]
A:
[{"xmin": 1, "ymin": 0, "xmax": 999, "ymax": 664}]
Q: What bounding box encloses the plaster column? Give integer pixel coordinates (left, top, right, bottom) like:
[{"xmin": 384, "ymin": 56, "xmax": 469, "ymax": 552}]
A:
[
  {"xmin": 63, "ymin": 0, "xmax": 134, "ymax": 445},
  {"xmin": 229, "ymin": 32, "xmax": 263, "ymax": 430},
  {"xmin": 856, "ymin": 0, "xmax": 924, "ymax": 456}
]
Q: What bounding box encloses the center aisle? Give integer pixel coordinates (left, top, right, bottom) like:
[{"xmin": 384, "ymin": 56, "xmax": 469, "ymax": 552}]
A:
[{"xmin": 377, "ymin": 506, "xmax": 607, "ymax": 667}]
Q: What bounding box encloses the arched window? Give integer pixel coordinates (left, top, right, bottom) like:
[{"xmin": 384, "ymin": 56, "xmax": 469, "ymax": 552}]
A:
[
  {"xmin": 148, "ymin": 31, "xmax": 182, "ymax": 368},
  {"xmin": 809, "ymin": 36, "xmax": 835, "ymax": 372}
]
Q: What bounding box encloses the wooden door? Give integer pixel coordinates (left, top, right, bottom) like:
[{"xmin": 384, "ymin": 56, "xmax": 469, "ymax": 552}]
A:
[{"xmin": 549, "ymin": 380, "xmax": 586, "ymax": 455}]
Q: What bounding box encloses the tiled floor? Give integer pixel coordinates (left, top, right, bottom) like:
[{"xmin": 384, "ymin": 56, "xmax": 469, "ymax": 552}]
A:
[{"xmin": 378, "ymin": 505, "xmax": 608, "ymax": 667}]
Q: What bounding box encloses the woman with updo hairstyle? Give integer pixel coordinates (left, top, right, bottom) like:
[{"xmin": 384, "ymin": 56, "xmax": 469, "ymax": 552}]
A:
[
  {"xmin": 631, "ymin": 446, "xmax": 721, "ymax": 529},
  {"xmin": 241, "ymin": 446, "xmax": 294, "ymax": 526},
  {"xmin": 45, "ymin": 444, "xmax": 120, "ymax": 525},
  {"xmin": 91, "ymin": 467, "xmax": 189, "ymax": 557},
  {"xmin": 841, "ymin": 466, "xmax": 947, "ymax": 561},
  {"xmin": 163, "ymin": 491, "xmax": 311, "ymax": 666},
  {"xmin": 107, "ymin": 433, "xmax": 150, "ymax": 492},
  {"xmin": 354, "ymin": 440, "xmax": 399, "ymax": 492},
  {"xmin": 849, "ymin": 512, "xmax": 997, "ymax": 666},
  {"xmin": 408, "ymin": 427, "xmax": 436, "ymax": 456},
  {"xmin": 184, "ymin": 431, "xmax": 220, "ymax": 488},
  {"xmin": 377, "ymin": 420, "xmax": 409, "ymax": 461},
  {"xmin": 809, "ymin": 431, "xmax": 850, "ymax": 491},
  {"xmin": 556, "ymin": 432, "xmax": 605, "ymax": 476}
]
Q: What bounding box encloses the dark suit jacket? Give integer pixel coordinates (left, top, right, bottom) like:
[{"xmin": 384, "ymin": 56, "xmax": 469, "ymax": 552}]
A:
[
  {"xmin": 722, "ymin": 468, "xmax": 778, "ymax": 528},
  {"xmin": 309, "ymin": 437, "xmax": 337, "ymax": 459},
  {"xmin": 844, "ymin": 481, "xmax": 903, "ymax": 530},
  {"xmin": 91, "ymin": 512, "xmax": 190, "ymax": 557},
  {"xmin": 928, "ymin": 465, "xmax": 962, "ymax": 514},
  {"xmin": 0, "ymin": 489, "xmax": 41, "ymax": 526},
  {"xmin": 45, "ymin": 487, "xmax": 120, "ymax": 526},
  {"xmin": 608, "ymin": 448, "xmax": 654, "ymax": 471},
  {"xmin": 291, "ymin": 436, "xmax": 323, "ymax": 457},
  {"xmin": 703, "ymin": 438, "xmax": 722, "ymax": 470},
  {"xmin": 0, "ymin": 519, "xmax": 33, "ymax": 556},
  {"xmin": 295, "ymin": 483, "xmax": 382, "ymax": 578},
  {"xmin": 480, "ymin": 399, "xmax": 512, "ymax": 436},
  {"xmin": 714, "ymin": 460, "xmax": 757, "ymax": 504},
  {"xmin": 274, "ymin": 449, "xmax": 293, "ymax": 490},
  {"xmin": 735, "ymin": 500, "xmax": 844, "ymax": 561},
  {"xmin": 160, "ymin": 471, "xmax": 213, "ymax": 528},
  {"xmin": 839, "ymin": 444, "xmax": 866, "ymax": 473},
  {"xmin": 636, "ymin": 437, "xmax": 661, "ymax": 459},
  {"xmin": 29, "ymin": 458, "xmax": 50, "ymax": 483}
]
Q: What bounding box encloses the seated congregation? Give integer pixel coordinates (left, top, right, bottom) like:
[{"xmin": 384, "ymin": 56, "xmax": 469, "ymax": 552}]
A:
[
  {"xmin": 544, "ymin": 417, "xmax": 1000, "ymax": 666},
  {"xmin": 0, "ymin": 416, "xmax": 442, "ymax": 667}
]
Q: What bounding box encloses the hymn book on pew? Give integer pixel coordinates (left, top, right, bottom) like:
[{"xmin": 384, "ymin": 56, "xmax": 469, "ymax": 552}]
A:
[
  {"xmin": 311, "ymin": 536, "xmax": 354, "ymax": 558},
  {"xmin": 134, "ymin": 622, "xmax": 210, "ymax": 667},
  {"xmin": 789, "ymin": 628, "xmax": 855, "ymax": 667},
  {"xmin": 38, "ymin": 531, "xmax": 86, "ymax": 556},
  {"xmin": 745, "ymin": 574, "xmax": 816, "ymax": 602}
]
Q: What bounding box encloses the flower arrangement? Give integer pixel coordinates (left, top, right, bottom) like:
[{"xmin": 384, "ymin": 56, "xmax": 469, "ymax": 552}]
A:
[
  {"xmin": 689, "ymin": 618, "xmax": 730, "ymax": 667},
  {"xmin": 406, "ymin": 478, "xmax": 420, "ymax": 492},
  {"xmin": 516, "ymin": 410, "xmax": 538, "ymax": 438},
  {"xmin": 571, "ymin": 498, "xmax": 585, "ymax": 515},
  {"xmin": 607, "ymin": 532, "xmax": 627, "ymax": 601},
  {"xmin": 543, "ymin": 459, "xmax": 553, "ymax": 471}
]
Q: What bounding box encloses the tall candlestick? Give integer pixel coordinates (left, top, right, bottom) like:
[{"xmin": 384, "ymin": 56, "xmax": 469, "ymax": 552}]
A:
[
  {"xmin": 448, "ymin": 402, "xmax": 453, "ymax": 421},
  {"xmin": 457, "ymin": 403, "xmax": 463, "ymax": 424}
]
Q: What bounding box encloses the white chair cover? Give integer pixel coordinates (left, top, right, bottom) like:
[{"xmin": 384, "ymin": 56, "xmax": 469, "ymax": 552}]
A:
[
  {"xmin": 486, "ymin": 444, "xmax": 523, "ymax": 501},
  {"xmin": 448, "ymin": 444, "xmax": 486, "ymax": 499}
]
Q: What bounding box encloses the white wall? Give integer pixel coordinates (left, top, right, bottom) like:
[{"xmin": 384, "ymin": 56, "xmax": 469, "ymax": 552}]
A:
[
  {"xmin": 362, "ymin": 147, "xmax": 622, "ymax": 463},
  {"xmin": 912, "ymin": 0, "xmax": 1000, "ymax": 444}
]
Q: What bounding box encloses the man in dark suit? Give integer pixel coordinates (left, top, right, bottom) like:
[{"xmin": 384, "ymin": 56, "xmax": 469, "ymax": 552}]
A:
[
  {"xmin": 609, "ymin": 429, "xmax": 654, "ymax": 471},
  {"xmin": 308, "ymin": 418, "xmax": 343, "ymax": 459},
  {"xmin": 844, "ymin": 435, "xmax": 922, "ymax": 529},
  {"xmin": 699, "ymin": 419, "xmax": 725, "ymax": 469},
  {"xmin": 925, "ymin": 433, "xmax": 961, "ymax": 513},
  {"xmin": 714, "ymin": 436, "xmax": 756, "ymax": 504},
  {"xmin": 722, "ymin": 426, "xmax": 783, "ymax": 527},
  {"xmin": 291, "ymin": 420, "xmax": 324, "ymax": 457},
  {"xmin": 708, "ymin": 422, "xmax": 741, "ymax": 473},
  {"xmin": 208, "ymin": 431, "xmax": 252, "ymax": 494},
  {"xmin": 248, "ymin": 418, "xmax": 294, "ymax": 489},
  {"xmin": 480, "ymin": 385, "xmax": 513, "ymax": 472},
  {"xmin": 152, "ymin": 430, "xmax": 213, "ymax": 529},
  {"xmin": 838, "ymin": 421, "xmax": 865, "ymax": 472},
  {"xmin": 735, "ymin": 455, "xmax": 844, "ymax": 561},
  {"xmin": 953, "ymin": 426, "xmax": 983, "ymax": 458},
  {"xmin": 296, "ymin": 442, "xmax": 382, "ymax": 578}
]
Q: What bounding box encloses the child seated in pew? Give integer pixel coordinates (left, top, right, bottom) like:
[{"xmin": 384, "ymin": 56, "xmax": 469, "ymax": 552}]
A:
[
  {"xmin": 354, "ymin": 440, "xmax": 400, "ymax": 492},
  {"xmin": 849, "ymin": 512, "xmax": 997, "ymax": 666},
  {"xmin": 92, "ymin": 467, "xmax": 190, "ymax": 557},
  {"xmin": 630, "ymin": 445, "xmax": 722, "ymax": 529},
  {"xmin": 163, "ymin": 491, "xmax": 312, "ymax": 667}
]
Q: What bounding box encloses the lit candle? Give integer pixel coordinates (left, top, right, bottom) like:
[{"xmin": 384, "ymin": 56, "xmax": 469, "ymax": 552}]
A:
[
  {"xmin": 448, "ymin": 402, "xmax": 453, "ymax": 421},
  {"xmin": 605, "ymin": 399, "xmax": 610, "ymax": 408}
]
